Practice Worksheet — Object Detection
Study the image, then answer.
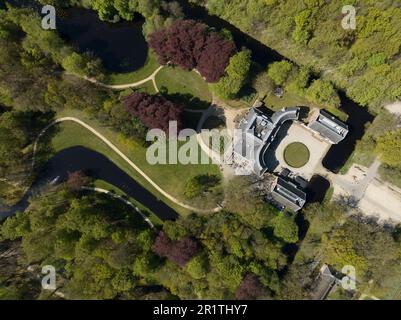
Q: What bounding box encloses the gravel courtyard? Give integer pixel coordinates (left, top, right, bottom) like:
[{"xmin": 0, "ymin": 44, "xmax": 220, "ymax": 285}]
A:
[{"xmin": 274, "ymin": 123, "xmax": 331, "ymax": 179}]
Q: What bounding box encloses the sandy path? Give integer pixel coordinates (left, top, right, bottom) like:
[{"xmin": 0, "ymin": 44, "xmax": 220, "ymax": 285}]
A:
[
  {"xmin": 32, "ymin": 117, "xmax": 221, "ymax": 214},
  {"xmin": 385, "ymin": 101, "xmax": 401, "ymax": 115},
  {"xmin": 68, "ymin": 65, "xmax": 164, "ymax": 91}
]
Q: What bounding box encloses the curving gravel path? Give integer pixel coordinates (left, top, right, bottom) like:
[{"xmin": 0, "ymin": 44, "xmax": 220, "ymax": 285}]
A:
[
  {"xmin": 32, "ymin": 117, "xmax": 221, "ymax": 214},
  {"xmin": 69, "ymin": 65, "xmax": 164, "ymax": 92}
]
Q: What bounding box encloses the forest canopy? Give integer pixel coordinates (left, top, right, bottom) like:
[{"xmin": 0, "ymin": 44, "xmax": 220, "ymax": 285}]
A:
[
  {"xmin": 195, "ymin": 0, "xmax": 401, "ymax": 113},
  {"xmin": 0, "ymin": 181, "xmax": 294, "ymax": 299}
]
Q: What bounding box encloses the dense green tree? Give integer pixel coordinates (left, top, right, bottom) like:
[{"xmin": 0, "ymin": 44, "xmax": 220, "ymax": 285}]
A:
[
  {"xmin": 321, "ymin": 229, "xmax": 368, "ymax": 274},
  {"xmin": 306, "ymin": 79, "xmax": 340, "ymax": 109},
  {"xmin": 113, "ymin": 0, "xmax": 135, "ymax": 20},
  {"xmin": 273, "ymin": 212, "xmax": 299, "ymax": 244},
  {"xmin": 210, "ymin": 253, "xmax": 244, "ymax": 291},
  {"xmin": 0, "ymin": 184, "xmax": 155, "ymax": 299},
  {"xmin": 92, "ymin": 0, "xmax": 119, "ymax": 21},
  {"xmin": 213, "ymin": 50, "xmax": 252, "ymax": 99},
  {"xmin": 132, "ymin": 253, "xmax": 158, "ymax": 276},
  {"xmin": 320, "ymin": 217, "xmax": 400, "ymax": 282},
  {"xmin": 251, "ymin": 236, "xmax": 287, "ymax": 270},
  {"xmin": 292, "ymin": 9, "xmax": 316, "ymax": 45},
  {"xmin": 224, "ymin": 176, "xmax": 278, "ymax": 229},
  {"xmin": 61, "ymin": 53, "xmax": 87, "ymax": 76},
  {"xmin": 285, "ymin": 66, "xmax": 310, "ymax": 95},
  {"xmin": 267, "ymin": 61, "xmax": 293, "ymax": 86},
  {"xmin": 0, "ymin": 127, "xmax": 23, "ymax": 168},
  {"xmin": 252, "ymin": 71, "xmax": 275, "ymax": 96},
  {"xmin": 0, "ymin": 212, "xmax": 29, "ymax": 241},
  {"xmin": 163, "ymin": 220, "xmax": 187, "ymax": 241},
  {"xmin": 150, "ymin": 208, "xmax": 289, "ymax": 299},
  {"xmin": 0, "ymin": 109, "xmax": 53, "ymax": 204},
  {"xmin": 375, "ymin": 129, "xmax": 401, "ymax": 167},
  {"xmin": 185, "ymin": 254, "xmax": 209, "ymax": 279},
  {"xmin": 282, "ymin": 200, "xmax": 401, "ymax": 298},
  {"xmin": 111, "ymin": 269, "xmax": 137, "ymax": 292}
]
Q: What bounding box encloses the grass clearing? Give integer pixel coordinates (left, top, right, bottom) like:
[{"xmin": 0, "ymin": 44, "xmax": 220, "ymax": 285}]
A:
[
  {"xmin": 339, "ymin": 144, "xmax": 375, "ymax": 175},
  {"xmin": 134, "ymin": 81, "xmax": 157, "ymax": 95},
  {"xmin": 156, "ymin": 66, "xmax": 212, "ymax": 110},
  {"xmin": 104, "ymin": 51, "xmax": 160, "ymax": 85},
  {"xmin": 284, "ymin": 142, "xmax": 310, "ymax": 168},
  {"xmin": 117, "ymin": 82, "xmax": 157, "ymax": 99},
  {"xmin": 264, "ymin": 92, "xmax": 310, "ymax": 111},
  {"xmin": 212, "ymin": 93, "xmax": 252, "ymax": 109},
  {"xmin": 48, "ymin": 109, "xmax": 222, "ymax": 215},
  {"xmin": 326, "ymin": 106, "xmax": 348, "ymax": 122}
]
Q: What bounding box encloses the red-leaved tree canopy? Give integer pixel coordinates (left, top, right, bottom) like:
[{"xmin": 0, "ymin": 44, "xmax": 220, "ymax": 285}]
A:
[
  {"xmin": 153, "ymin": 231, "xmax": 199, "ymax": 267},
  {"xmin": 235, "ymin": 273, "xmax": 266, "ymax": 300},
  {"xmin": 149, "ymin": 19, "xmax": 236, "ymax": 82},
  {"xmin": 123, "ymin": 92, "xmax": 184, "ymax": 133},
  {"xmin": 66, "ymin": 170, "xmax": 90, "ymax": 191}
]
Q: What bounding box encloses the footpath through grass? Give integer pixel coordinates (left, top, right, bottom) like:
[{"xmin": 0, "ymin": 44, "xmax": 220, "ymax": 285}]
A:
[
  {"xmin": 104, "ymin": 51, "xmax": 160, "ymax": 86},
  {"xmin": 49, "ymin": 109, "xmax": 222, "ymax": 215}
]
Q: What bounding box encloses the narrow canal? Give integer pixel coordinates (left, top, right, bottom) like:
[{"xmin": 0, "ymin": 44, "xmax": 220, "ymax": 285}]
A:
[{"xmin": 0, "ymin": 146, "xmax": 178, "ymax": 221}]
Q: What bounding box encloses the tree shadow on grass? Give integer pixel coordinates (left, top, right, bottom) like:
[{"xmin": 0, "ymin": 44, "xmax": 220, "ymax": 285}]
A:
[
  {"xmin": 183, "ymin": 111, "xmax": 202, "ymax": 131},
  {"xmin": 202, "ymin": 114, "xmax": 226, "ymax": 130},
  {"xmin": 160, "ymin": 90, "xmax": 211, "ymax": 111}
]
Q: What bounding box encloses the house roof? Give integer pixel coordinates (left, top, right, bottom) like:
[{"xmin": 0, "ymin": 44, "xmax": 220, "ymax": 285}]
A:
[
  {"xmin": 309, "ymin": 121, "xmax": 344, "ymax": 144},
  {"xmin": 233, "ymin": 107, "xmax": 299, "ymax": 175},
  {"xmin": 309, "ymin": 109, "xmax": 349, "ymax": 144},
  {"xmin": 320, "ymin": 110, "xmax": 348, "ymax": 129},
  {"xmin": 271, "ymin": 177, "xmax": 306, "ymax": 211},
  {"xmin": 311, "ymin": 265, "xmax": 337, "ymax": 300}
]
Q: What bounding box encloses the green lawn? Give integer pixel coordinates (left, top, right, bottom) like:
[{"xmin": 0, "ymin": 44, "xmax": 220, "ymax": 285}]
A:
[
  {"xmin": 264, "ymin": 92, "xmax": 310, "ymax": 111},
  {"xmin": 155, "ymin": 66, "xmax": 212, "ymax": 110},
  {"xmin": 284, "ymin": 142, "xmax": 310, "ymax": 168},
  {"xmin": 104, "ymin": 51, "xmax": 160, "ymax": 85},
  {"xmin": 134, "ymin": 81, "xmax": 157, "ymax": 95},
  {"xmin": 118, "ymin": 81, "xmax": 157, "ymax": 99},
  {"xmin": 325, "ymin": 106, "xmax": 348, "ymax": 122},
  {"xmin": 339, "ymin": 143, "xmax": 375, "ymax": 175},
  {"xmin": 47, "ymin": 109, "xmax": 222, "ymax": 215},
  {"xmin": 213, "ymin": 94, "xmax": 251, "ymax": 110}
]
